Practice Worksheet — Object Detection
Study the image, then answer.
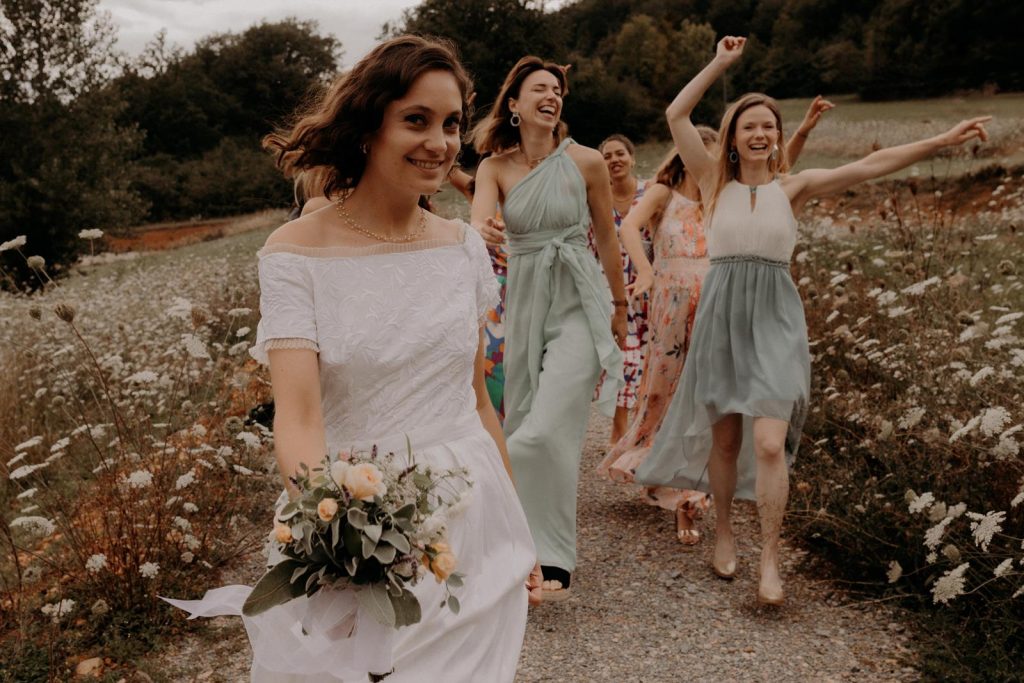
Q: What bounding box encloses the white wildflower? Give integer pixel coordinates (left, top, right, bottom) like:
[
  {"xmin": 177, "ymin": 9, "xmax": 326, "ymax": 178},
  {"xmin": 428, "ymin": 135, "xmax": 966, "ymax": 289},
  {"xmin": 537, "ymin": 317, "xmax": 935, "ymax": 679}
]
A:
[
  {"xmin": 909, "ymin": 491, "xmax": 935, "ymax": 514},
  {"xmin": 887, "ymin": 306, "xmax": 914, "ymax": 318},
  {"xmin": 950, "ymin": 416, "xmax": 981, "ymax": 442},
  {"xmin": 126, "ymin": 469, "xmax": 154, "ymax": 489},
  {"xmin": 183, "ymin": 502, "xmax": 198, "ymax": 513},
  {"xmin": 16, "ymin": 488, "xmax": 37, "ymax": 500},
  {"xmin": 887, "ymin": 561, "xmax": 903, "ymax": 583},
  {"xmin": 235, "ymin": 326, "xmax": 250, "ymax": 338},
  {"xmin": 969, "ymin": 367, "xmax": 995, "ymax": 387},
  {"xmin": 9, "ymin": 462, "xmax": 48, "ymax": 480},
  {"xmin": 228, "ymin": 341, "xmax": 250, "ymax": 356},
  {"xmin": 876, "ymin": 290, "xmax": 898, "ymax": 306},
  {"xmin": 7, "ymin": 453, "xmax": 26, "ymax": 467},
  {"xmin": 968, "ymin": 510, "xmax": 1006, "ymax": 551},
  {"xmin": 979, "ymin": 407, "xmax": 1012, "ymax": 437},
  {"xmin": 924, "ymin": 517, "xmax": 952, "ymax": 550},
  {"xmin": 926, "ymin": 552, "xmax": 938, "ymax": 564},
  {"xmin": 947, "ymin": 502, "xmax": 968, "ymax": 520},
  {"xmin": 0, "ymin": 235, "xmax": 27, "ymax": 252},
  {"xmin": 139, "ymin": 562, "xmax": 160, "ymax": 578},
  {"xmin": 1011, "ymin": 488, "xmax": 1024, "ymax": 509},
  {"xmin": 181, "ymin": 551, "xmax": 195, "ymax": 564},
  {"xmin": 78, "ymin": 228, "xmax": 104, "ymax": 240},
  {"xmin": 932, "ymin": 563, "xmax": 970, "ymax": 604},
  {"xmin": 126, "ymin": 370, "xmax": 159, "ymax": 384},
  {"xmin": 898, "ymin": 406, "xmax": 926, "ymax": 430},
  {"xmin": 175, "ymin": 470, "xmax": 195, "ymax": 490},
  {"xmin": 995, "ymin": 312, "xmax": 1023, "ymax": 326},
  {"xmin": 182, "ymin": 333, "xmax": 210, "ymax": 360},
  {"xmin": 40, "ymin": 598, "xmax": 75, "ymax": 623},
  {"xmin": 167, "ymin": 297, "xmax": 193, "ymax": 320},
  {"xmin": 233, "ymin": 464, "xmax": 254, "ymax": 475},
  {"xmin": 173, "ymin": 516, "xmax": 191, "ymax": 531},
  {"xmin": 236, "ymin": 432, "xmax": 260, "ymax": 450},
  {"xmin": 11, "ymin": 516, "xmax": 56, "ymax": 538},
  {"xmin": 184, "ymin": 534, "xmax": 201, "ymax": 550},
  {"xmin": 901, "ymin": 276, "xmax": 940, "ymax": 296},
  {"xmin": 228, "ymin": 307, "xmax": 251, "ymax": 317},
  {"xmin": 14, "ymin": 436, "xmax": 43, "ymax": 451},
  {"xmin": 85, "ymin": 554, "xmax": 108, "ymax": 573},
  {"xmin": 994, "ymin": 558, "xmax": 1013, "ymax": 578},
  {"xmin": 49, "ymin": 437, "xmax": 70, "ymax": 453}
]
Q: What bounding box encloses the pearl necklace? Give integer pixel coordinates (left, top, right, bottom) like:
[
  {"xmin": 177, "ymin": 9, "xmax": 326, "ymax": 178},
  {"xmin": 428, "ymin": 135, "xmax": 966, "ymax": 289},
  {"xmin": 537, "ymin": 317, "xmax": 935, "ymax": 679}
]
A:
[{"xmin": 335, "ymin": 195, "xmax": 427, "ymax": 243}]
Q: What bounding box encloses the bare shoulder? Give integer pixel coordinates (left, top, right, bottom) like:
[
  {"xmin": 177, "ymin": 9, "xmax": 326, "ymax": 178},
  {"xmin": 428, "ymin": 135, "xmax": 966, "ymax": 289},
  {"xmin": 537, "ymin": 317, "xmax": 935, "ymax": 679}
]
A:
[
  {"xmin": 425, "ymin": 212, "xmax": 465, "ymax": 241},
  {"xmin": 264, "ymin": 211, "xmax": 330, "ymax": 248},
  {"xmin": 644, "ymin": 182, "xmax": 672, "ymax": 201},
  {"xmin": 565, "ymin": 142, "xmax": 603, "ymax": 168}
]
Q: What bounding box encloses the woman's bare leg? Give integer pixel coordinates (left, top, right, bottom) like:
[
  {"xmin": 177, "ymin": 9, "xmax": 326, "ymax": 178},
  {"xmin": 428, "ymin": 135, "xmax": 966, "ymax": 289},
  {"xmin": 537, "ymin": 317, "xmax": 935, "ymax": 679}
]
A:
[
  {"xmin": 752, "ymin": 416, "xmax": 790, "ymax": 603},
  {"xmin": 708, "ymin": 414, "xmax": 743, "ymax": 576}
]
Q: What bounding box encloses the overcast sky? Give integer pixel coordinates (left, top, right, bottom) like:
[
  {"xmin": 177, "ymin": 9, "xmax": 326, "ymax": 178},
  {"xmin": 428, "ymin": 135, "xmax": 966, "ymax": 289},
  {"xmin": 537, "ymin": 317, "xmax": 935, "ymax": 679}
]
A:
[{"xmin": 97, "ymin": 0, "xmax": 423, "ymax": 67}]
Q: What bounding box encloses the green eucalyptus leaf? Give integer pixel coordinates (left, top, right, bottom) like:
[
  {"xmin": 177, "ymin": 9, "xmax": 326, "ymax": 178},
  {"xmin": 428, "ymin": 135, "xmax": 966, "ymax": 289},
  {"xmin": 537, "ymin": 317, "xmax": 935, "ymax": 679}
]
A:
[
  {"xmin": 372, "ymin": 543, "xmax": 397, "ymax": 564},
  {"xmin": 242, "ymin": 560, "xmax": 305, "ymax": 616},
  {"xmin": 381, "ymin": 529, "xmax": 410, "ymax": 554},
  {"xmin": 390, "ymin": 588, "xmax": 422, "ymax": 628},
  {"xmin": 446, "ymin": 595, "xmax": 460, "ymax": 615},
  {"xmin": 356, "ymin": 584, "xmax": 396, "ymax": 628},
  {"xmin": 363, "ymin": 524, "xmax": 382, "ymax": 543},
  {"xmin": 347, "ymin": 508, "xmax": 368, "ymax": 529},
  {"xmin": 361, "ymin": 533, "xmax": 377, "ymax": 560},
  {"xmin": 290, "ymin": 565, "xmax": 307, "ymax": 584},
  {"xmin": 445, "ymin": 573, "xmax": 464, "ymax": 589}
]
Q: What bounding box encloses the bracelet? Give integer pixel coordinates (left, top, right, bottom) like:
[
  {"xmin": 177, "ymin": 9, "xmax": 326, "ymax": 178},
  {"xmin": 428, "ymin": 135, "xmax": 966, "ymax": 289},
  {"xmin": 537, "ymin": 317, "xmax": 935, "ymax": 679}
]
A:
[{"xmin": 612, "ymin": 299, "xmax": 629, "ymax": 308}]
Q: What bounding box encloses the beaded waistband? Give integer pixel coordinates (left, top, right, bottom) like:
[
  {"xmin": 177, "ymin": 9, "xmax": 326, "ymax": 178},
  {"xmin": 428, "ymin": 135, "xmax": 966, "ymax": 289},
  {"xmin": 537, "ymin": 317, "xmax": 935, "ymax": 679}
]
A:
[{"xmin": 710, "ymin": 255, "xmax": 789, "ymax": 268}]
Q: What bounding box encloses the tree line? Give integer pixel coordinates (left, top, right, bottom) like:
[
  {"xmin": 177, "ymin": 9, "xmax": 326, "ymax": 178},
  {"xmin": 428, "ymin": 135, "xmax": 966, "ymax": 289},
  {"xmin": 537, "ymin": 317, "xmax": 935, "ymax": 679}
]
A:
[{"xmin": 0, "ymin": 0, "xmax": 1018, "ymax": 278}]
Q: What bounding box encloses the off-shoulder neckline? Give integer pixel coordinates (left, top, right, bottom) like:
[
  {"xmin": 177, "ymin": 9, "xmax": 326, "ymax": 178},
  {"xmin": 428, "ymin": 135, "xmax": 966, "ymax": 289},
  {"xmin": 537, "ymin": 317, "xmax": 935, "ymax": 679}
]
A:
[{"xmin": 258, "ymin": 222, "xmax": 471, "ymax": 259}]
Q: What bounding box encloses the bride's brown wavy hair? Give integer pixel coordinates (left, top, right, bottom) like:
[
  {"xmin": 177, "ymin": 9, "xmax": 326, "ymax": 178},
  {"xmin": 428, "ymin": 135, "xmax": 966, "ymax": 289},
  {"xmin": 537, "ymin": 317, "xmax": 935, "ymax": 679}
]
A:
[
  {"xmin": 263, "ymin": 35, "xmax": 474, "ymax": 199},
  {"xmin": 471, "ymin": 56, "xmax": 569, "ymax": 155}
]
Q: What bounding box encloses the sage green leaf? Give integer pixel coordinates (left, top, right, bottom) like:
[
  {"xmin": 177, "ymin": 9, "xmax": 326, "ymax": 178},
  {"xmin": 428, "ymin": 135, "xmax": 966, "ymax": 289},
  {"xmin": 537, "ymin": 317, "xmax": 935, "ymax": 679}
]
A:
[
  {"xmin": 390, "ymin": 588, "xmax": 422, "ymax": 628},
  {"xmin": 445, "ymin": 573, "xmax": 464, "ymax": 589},
  {"xmin": 381, "ymin": 529, "xmax": 410, "ymax": 554},
  {"xmin": 330, "ymin": 517, "xmax": 341, "ymax": 548},
  {"xmin": 394, "ymin": 503, "xmax": 416, "ymax": 520},
  {"xmin": 343, "ymin": 522, "xmax": 362, "ymax": 557},
  {"xmin": 242, "ymin": 560, "xmax": 305, "ymax": 616},
  {"xmin": 363, "ymin": 524, "xmax": 382, "ymax": 543},
  {"xmin": 356, "ymin": 584, "xmax": 396, "ymax": 628},
  {"xmin": 347, "ymin": 508, "xmax": 368, "ymax": 529},
  {"xmin": 361, "ymin": 533, "xmax": 377, "ymax": 560},
  {"xmin": 290, "ymin": 565, "xmax": 307, "ymax": 584},
  {"xmin": 372, "ymin": 543, "xmax": 397, "ymax": 564},
  {"xmin": 446, "ymin": 595, "xmax": 460, "ymax": 614},
  {"xmin": 277, "ymin": 502, "xmax": 299, "ymax": 521}
]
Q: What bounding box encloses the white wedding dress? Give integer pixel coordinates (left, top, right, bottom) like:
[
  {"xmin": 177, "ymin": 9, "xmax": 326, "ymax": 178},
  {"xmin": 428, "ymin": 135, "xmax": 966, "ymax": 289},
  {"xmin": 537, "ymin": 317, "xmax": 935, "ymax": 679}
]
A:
[{"xmin": 167, "ymin": 225, "xmax": 535, "ymax": 682}]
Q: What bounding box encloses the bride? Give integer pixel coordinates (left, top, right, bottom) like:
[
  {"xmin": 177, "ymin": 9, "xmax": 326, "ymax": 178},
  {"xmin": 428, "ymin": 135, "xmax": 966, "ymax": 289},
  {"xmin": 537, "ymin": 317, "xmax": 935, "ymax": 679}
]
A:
[{"xmin": 167, "ymin": 36, "xmax": 541, "ymax": 682}]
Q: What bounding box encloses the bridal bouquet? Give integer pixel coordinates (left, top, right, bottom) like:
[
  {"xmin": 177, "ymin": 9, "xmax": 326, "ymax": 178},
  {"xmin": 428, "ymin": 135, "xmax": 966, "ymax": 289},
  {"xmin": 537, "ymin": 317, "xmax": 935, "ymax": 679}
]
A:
[{"xmin": 243, "ymin": 444, "xmax": 471, "ymax": 629}]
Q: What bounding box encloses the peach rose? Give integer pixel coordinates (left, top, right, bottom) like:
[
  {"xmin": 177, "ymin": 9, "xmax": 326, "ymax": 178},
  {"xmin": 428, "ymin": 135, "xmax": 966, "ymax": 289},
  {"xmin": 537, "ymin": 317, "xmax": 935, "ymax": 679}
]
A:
[
  {"xmin": 432, "ymin": 541, "xmax": 450, "ymax": 554},
  {"xmin": 431, "ymin": 552, "xmax": 457, "ymax": 582},
  {"xmin": 274, "ymin": 523, "xmax": 293, "ymax": 543},
  {"xmin": 344, "ymin": 463, "xmax": 386, "ymax": 501},
  {"xmin": 330, "ymin": 460, "xmax": 350, "ymax": 489},
  {"xmin": 317, "ymin": 497, "xmax": 339, "ymax": 522}
]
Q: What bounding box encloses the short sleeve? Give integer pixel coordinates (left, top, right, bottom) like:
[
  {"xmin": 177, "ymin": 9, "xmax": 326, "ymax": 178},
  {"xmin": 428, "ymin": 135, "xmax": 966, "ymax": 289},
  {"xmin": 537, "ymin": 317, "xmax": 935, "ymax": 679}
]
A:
[
  {"xmin": 464, "ymin": 225, "xmax": 500, "ymax": 324},
  {"xmin": 249, "ymin": 252, "xmax": 319, "ymax": 365}
]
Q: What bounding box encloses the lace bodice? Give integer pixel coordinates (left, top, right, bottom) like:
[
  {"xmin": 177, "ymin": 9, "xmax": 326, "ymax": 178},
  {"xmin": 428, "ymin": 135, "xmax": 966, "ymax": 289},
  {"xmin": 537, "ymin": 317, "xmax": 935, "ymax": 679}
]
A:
[{"xmin": 251, "ymin": 224, "xmax": 499, "ymax": 448}]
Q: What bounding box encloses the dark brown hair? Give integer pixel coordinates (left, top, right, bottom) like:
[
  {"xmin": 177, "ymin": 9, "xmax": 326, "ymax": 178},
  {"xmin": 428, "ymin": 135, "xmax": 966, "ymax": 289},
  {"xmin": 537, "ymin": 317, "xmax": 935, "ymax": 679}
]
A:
[
  {"xmin": 599, "ymin": 133, "xmax": 635, "ymax": 157},
  {"xmin": 471, "ymin": 56, "xmax": 569, "ymax": 155},
  {"xmin": 654, "ymin": 126, "xmax": 719, "ymax": 189},
  {"xmin": 263, "ymin": 35, "xmax": 474, "ymax": 199}
]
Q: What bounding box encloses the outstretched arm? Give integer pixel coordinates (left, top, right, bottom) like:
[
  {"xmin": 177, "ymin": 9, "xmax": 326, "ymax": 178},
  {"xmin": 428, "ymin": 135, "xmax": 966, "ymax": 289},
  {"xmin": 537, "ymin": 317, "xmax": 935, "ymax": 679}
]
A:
[
  {"xmin": 268, "ymin": 349, "xmax": 327, "ymax": 495},
  {"xmin": 788, "ymin": 117, "xmax": 991, "ymax": 211},
  {"xmin": 621, "ymin": 183, "xmax": 671, "ymax": 300},
  {"xmin": 785, "ymin": 95, "xmax": 835, "ymax": 169},
  {"xmin": 469, "ymin": 158, "xmax": 505, "ymax": 247},
  {"xmin": 666, "ymin": 36, "xmax": 746, "ymax": 187}
]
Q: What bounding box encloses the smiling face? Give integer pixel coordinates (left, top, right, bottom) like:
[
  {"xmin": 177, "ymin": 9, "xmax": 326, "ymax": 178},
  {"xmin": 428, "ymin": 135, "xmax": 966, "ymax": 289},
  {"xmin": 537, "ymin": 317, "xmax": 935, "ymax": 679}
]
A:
[
  {"xmin": 509, "ymin": 68, "xmax": 563, "ymax": 132},
  {"xmin": 365, "ymin": 69, "xmax": 463, "ymax": 196},
  {"xmin": 602, "ymin": 140, "xmax": 635, "ymax": 181},
  {"xmin": 732, "ymin": 104, "xmax": 780, "ymax": 164}
]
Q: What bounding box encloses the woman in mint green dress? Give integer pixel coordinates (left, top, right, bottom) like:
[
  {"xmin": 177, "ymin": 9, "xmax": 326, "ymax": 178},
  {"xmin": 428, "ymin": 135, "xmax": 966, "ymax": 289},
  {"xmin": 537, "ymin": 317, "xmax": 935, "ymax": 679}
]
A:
[
  {"xmin": 636, "ymin": 35, "xmax": 990, "ymax": 606},
  {"xmin": 470, "ymin": 57, "xmax": 628, "ymax": 601}
]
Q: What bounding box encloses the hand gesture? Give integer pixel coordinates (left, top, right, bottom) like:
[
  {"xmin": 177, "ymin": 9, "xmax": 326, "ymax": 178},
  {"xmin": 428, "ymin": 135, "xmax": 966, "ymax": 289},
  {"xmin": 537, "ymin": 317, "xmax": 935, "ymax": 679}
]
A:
[
  {"xmin": 715, "ymin": 36, "xmax": 746, "ymax": 66},
  {"xmin": 526, "ymin": 563, "xmax": 543, "ymax": 606},
  {"xmin": 611, "ymin": 309, "xmax": 628, "ymax": 350},
  {"xmin": 940, "ymin": 116, "xmax": 992, "ymax": 147},
  {"xmin": 627, "ymin": 269, "xmax": 654, "ymax": 301},
  {"xmin": 477, "ymin": 216, "xmax": 506, "ymax": 248},
  {"xmin": 798, "ymin": 95, "xmax": 835, "ymax": 135}
]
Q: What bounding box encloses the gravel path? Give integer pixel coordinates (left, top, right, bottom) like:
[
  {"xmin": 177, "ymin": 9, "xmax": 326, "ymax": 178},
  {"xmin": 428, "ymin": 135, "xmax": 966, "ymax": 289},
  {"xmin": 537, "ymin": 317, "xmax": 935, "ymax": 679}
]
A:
[{"xmin": 146, "ymin": 410, "xmax": 918, "ymax": 682}]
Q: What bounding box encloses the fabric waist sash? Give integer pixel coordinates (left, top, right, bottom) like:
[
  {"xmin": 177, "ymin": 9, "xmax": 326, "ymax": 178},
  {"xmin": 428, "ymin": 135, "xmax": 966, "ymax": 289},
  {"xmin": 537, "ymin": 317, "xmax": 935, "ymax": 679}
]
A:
[
  {"xmin": 710, "ymin": 254, "xmax": 789, "ymax": 268},
  {"xmin": 505, "ymin": 222, "xmax": 623, "ymax": 416},
  {"xmin": 335, "ymin": 411, "xmax": 483, "ymax": 455}
]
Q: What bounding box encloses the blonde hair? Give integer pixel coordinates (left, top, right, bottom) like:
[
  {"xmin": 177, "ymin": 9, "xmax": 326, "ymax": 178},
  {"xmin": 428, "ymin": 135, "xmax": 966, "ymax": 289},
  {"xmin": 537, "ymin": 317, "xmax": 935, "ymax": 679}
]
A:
[
  {"xmin": 706, "ymin": 93, "xmax": 788, "ymax": 218},
  {"xmin": 470, "ymin": 56, "xmax": 569, "ymax": 155},
  {"xmin": 292, "ymin": 166, "xmax": 335, "ymax": 207}
]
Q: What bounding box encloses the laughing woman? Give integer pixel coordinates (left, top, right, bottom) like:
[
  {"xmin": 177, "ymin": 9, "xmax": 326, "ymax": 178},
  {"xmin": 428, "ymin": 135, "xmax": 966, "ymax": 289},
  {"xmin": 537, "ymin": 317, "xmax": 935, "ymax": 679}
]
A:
[
  {"xmin": 635, "ymin": 36, "xmax": 989, "ymax": 606},
  {"xmin": 470, "ymin": 57, "xmax": 627, "ymax": 601}
]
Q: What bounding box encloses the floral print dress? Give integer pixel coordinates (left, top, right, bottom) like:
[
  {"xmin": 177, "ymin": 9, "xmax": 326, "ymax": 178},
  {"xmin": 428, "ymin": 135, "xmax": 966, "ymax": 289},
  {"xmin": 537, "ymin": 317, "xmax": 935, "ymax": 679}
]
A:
[{"xmin": 597, "ymin": 190, "xmax": 710, "ymax": 511}]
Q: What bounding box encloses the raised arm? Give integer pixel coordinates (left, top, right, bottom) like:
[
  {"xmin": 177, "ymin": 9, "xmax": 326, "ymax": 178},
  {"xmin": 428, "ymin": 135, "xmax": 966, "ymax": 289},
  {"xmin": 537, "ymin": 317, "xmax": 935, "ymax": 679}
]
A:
[
  {"xmin": 449, "ymin": 167, "xmax": 475, "ymax": 203},
  {"xmin": 666, "ymin": 36, "xmax": 746, "ymax": 186},
  {"xmin": 268, "ymin": 349, "xmax": 327, "ymax": 495},
  {"xmin": 620, "ymin": 183, "xmax": 671, "ymax": 299},
  {"xmin": 787, "ymin": 116, "xmax": 991, "ymax": 211},
  {"xmin": 784, "ymin": 95, "xmax": 834, "ymax": 169},
  {"xmin": 469, "ymin": 157, "xmax": 505, "ymax": 247}
]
